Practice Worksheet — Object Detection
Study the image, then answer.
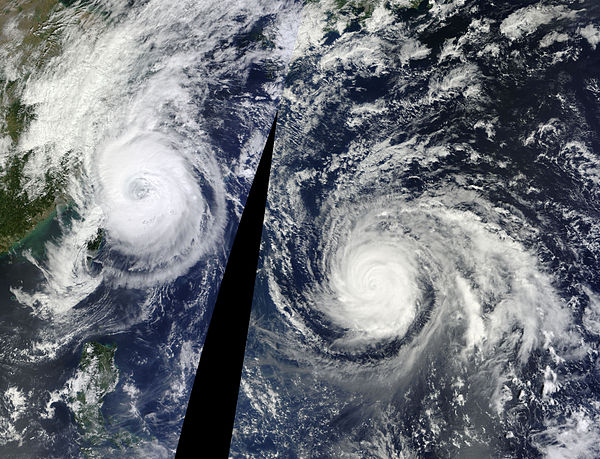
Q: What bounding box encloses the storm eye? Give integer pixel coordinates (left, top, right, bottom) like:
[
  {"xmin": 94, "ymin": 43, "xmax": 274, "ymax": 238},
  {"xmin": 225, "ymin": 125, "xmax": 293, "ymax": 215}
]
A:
[{"xmin": 127, "ymin": 177, "xmax": 153, "ymax": 200}]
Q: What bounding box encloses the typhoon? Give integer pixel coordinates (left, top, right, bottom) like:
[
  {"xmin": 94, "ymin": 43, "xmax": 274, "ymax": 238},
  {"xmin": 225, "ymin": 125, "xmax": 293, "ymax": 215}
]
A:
[
  {"xmin": 0, "ymin": 0, "xmax": 300, "ymax": 455},
  {"xmin": 304, "ymin": 190, "xmax": 566, "ymax": 361},
  {"xmin": 233, "ymin": 0, "xmax": 600, "ymax": 457},
  {"xmin": 95, "ymin": 130, "xmax": 225, "ymax": 286}
]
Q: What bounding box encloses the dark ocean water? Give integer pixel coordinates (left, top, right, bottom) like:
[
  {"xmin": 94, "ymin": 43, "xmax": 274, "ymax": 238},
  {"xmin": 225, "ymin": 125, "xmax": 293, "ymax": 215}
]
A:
[
  {"xmin": 232, "ymin": 1, "xmax": 600, "ymax": 457},
  {"xmin": 0, "ymin": 0, "xmax": 300, "ymax": 456}
]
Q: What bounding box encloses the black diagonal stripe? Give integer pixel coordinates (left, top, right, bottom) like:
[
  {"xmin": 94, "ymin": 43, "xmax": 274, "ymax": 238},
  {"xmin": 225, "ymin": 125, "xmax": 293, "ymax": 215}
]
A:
[{"xmin": 176, "ymin": 114, "xmax": 277, "ymax": 458}]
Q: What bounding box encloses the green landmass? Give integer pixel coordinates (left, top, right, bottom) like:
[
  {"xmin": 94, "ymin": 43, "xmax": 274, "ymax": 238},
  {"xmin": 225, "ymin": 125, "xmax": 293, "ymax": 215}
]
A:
[
  {"xmin": 4, "ymin": 207, "xmax": 56, "ymax": 259},
  {"xmin": 0, "ymin": 0, "xmax": 65, "ymax": 72},
  {"xmin": 72, "ymin": 342, "xmax": 119, "ymax": 444},
  {"xmin": 238, "ymin": 20, "xmax": 277, "ymax": 50},
  {"xmin": 408, "ymin": 0, "xmax": 429, "ymax": 8},
  {"xmin": 334, "ymin": 0, "xmax": 376, "ymax": 18},
  {"xmin": 0, "ymin": 0, "xmax": 71, "ymax": 253},
  {"xmin": 70, "ymin": 342, "xmax": 141, "ymax": 457},
  {"xmin": 0, "ymin": 151, "xmax": 65, "ymax": 252},
  {"xmin": 312, "ymin": 0, "xmax": 378, "ymax": 41},
  {"xmin": 86, "ymin": 227, "xmax": 104, "ymax": 267},
  {"xmin": 86, "ymin": 228, "xmax": 104, "ymax": 252},
  {"xmin": 4, "ymin": 98, "xmax": 35, "ymax": 143},
  {"xmin": 0, "ymin": 0, "xmax": 111, "ymax": 257},
  {"xmin": 0, "ymin": 0, "xmax": 111, "ymax": 256}
]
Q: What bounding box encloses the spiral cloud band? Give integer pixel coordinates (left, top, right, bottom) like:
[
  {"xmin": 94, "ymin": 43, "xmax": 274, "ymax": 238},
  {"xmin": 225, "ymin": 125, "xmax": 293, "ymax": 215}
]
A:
[
  {"xmin": 0, "ymin": 0, "xmax": 301, "ymax": 453},
  {"xmin": 326, "ymin": 221, "xmax": 421, "ymax": 344},
  {"xmin": 232, "ymin": 0, "xmax": 600, "ymax": 455},
  {"xmin": 267, "ymin": 187, "xmax": 570, "ymax": 376},
  {"xmin": 96, "ymin": 131, "xmax": 224, "ymax": 284}
]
